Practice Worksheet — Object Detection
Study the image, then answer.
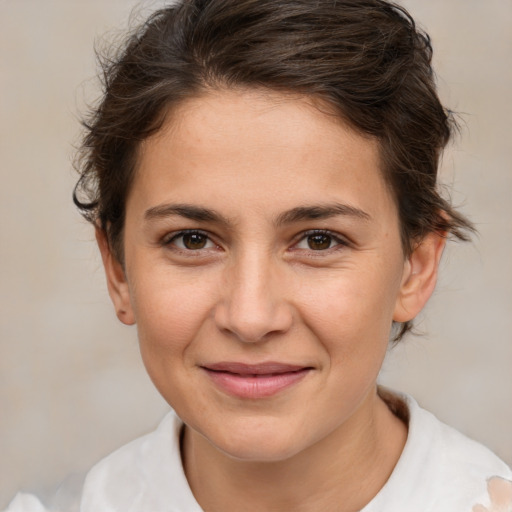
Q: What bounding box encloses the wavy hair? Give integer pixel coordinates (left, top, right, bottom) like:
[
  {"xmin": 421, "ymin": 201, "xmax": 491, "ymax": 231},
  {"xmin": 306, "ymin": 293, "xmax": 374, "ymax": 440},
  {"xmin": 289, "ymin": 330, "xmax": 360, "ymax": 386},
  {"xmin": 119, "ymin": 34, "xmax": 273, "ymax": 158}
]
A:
[{"xmin": 74, "ymin": 0, "xmax": 474, "ymax": 340}]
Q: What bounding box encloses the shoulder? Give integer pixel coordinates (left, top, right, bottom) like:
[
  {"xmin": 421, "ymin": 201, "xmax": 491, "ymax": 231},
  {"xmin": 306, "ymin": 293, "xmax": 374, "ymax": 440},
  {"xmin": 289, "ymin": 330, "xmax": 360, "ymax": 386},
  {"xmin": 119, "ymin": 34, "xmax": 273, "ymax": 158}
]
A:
[
  {"xmin": 2, "ymin": 494, "xmax": 49, "ymax": 512},
  {"xmin": 408, "ymin": 394, "xmax": 510, "ymax": 464},
  {"xmin": 367, "ymin": 389, "xmax": 512, "ymax": 512},
  {"xmin": 80, "ymin": 410, "xmax": 202, "ymax": 512},
  {"xmin": 408, "ymin": 394, "xmax": 511, "ymax": 477},
  {"xmin": 3, "ymin": 412, "xmax": 202, "ymax": 512},
  {"xmin": 413, "ymin": 400, "xmax": 512, "ymax": 512}
]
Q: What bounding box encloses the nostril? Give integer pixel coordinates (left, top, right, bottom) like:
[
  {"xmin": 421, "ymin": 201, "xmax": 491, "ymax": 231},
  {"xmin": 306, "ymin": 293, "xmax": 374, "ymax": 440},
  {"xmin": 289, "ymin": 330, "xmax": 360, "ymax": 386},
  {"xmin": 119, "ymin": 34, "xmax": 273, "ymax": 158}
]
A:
[{"xmin": 213, "ymin": 300, "xmax": 293, "ymax": 343}]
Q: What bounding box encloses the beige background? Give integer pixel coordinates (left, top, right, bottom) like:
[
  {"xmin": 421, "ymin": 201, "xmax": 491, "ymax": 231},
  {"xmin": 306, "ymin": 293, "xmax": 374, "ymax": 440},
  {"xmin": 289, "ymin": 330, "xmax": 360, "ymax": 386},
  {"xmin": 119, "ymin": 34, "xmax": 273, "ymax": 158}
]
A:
[{"xmin": 0, "ymin": 0, "xmax": 511, "ymax": 506}]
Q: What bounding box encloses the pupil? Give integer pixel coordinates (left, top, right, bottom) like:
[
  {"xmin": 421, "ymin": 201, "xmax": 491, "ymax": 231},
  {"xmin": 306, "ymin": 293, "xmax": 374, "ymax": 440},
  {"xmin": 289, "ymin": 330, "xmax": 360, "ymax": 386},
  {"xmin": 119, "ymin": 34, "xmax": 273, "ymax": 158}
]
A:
[
  {"xmin": 308, "ymin": 234, "xmax": 331, "ymax": 250},
  {"xmin": 183, "ymin": 233, "xmax": 207, "ymax": 250}
]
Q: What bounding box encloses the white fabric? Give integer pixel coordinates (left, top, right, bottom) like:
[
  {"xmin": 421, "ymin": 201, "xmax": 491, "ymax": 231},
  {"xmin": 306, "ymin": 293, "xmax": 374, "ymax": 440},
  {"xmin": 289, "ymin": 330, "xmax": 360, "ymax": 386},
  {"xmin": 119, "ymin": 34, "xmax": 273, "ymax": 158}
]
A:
[{"xmin": 5, "ymin": 392, "xmax": 512, "ymax": 512}]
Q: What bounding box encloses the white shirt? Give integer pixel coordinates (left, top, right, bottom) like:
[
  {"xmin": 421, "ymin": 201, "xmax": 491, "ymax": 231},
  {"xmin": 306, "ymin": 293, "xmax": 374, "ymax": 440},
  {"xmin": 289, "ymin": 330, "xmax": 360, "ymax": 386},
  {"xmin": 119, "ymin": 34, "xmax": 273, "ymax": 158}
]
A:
[{"xmin": 6, "ymin": 391, "xmax": 512, "ymax": 512}]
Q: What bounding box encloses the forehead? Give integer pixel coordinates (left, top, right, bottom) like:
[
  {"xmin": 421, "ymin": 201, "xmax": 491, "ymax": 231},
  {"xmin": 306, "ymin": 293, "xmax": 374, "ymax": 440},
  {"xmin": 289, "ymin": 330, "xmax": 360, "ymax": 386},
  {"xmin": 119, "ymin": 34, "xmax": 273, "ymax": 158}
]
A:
[
  {"xmin": 131, "ymin": 89, "xmax": 395, "ymax": 224},
  {"xmin": 150, "ymin": 89, "xmax": 377, "ymax": 169}
]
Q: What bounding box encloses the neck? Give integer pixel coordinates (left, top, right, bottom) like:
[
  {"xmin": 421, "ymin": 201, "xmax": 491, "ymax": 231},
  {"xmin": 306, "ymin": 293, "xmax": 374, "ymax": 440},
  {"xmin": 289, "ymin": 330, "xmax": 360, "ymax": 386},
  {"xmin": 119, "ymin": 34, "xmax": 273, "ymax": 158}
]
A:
[{"xmin": 183, "ymin": 388, "xmax": 407, "ymax": 512}]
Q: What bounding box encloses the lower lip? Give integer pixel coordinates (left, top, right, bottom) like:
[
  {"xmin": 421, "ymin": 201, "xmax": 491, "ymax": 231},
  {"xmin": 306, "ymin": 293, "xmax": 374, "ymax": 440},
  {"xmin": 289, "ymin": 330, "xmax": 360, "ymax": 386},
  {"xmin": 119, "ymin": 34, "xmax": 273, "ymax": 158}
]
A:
[{"xmin": 203, "ymin": 368, "xmax": 311, "ymax": 399}]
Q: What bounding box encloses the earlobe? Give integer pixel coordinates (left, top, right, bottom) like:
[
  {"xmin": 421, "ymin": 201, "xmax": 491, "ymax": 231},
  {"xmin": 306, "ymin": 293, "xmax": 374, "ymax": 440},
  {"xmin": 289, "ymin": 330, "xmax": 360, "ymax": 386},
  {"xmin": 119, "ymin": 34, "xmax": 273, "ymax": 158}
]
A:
[
  {"xmin": 95, "ymin": 227, "xmax": 136, "ymax": 326},
  {"xmin": 393, "ymin": 231, "xmax": 447, "ymax": 323}
]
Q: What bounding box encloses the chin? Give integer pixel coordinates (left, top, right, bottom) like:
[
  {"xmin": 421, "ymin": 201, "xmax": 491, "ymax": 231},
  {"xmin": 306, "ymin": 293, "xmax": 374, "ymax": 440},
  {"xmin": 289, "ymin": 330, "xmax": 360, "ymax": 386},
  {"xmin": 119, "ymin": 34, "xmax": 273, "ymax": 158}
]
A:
[
  {"xmin": 218, "ymin": 437, "xmax": 304, "ymax": 463},
  {"xmin": 200, "ymin": 416, "xmax": 310, "ymax": 463}
]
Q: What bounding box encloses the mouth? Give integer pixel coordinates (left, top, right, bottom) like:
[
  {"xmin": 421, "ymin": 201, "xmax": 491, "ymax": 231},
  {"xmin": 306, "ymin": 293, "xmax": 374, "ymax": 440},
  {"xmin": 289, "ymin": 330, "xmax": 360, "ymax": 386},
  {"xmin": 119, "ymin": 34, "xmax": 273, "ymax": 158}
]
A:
[{"xmin": 200, "ymin": 362, "xmax": 313, "ymax": 399}]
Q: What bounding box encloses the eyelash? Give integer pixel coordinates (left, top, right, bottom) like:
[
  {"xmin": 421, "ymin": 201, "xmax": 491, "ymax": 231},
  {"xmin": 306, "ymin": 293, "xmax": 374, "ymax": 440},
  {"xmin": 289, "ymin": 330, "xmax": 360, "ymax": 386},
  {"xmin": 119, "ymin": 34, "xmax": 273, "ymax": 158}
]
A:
[
  {"xmin": 162, "ymin": 229, "xmax": 349, "ymax": 255},
  {"xmin": 292, "ymin": 229, "xmax": 350, "ymax": 253},
  {"xmin": 162, "ymin": 229, "xmax": 218, "ymax": 253}
]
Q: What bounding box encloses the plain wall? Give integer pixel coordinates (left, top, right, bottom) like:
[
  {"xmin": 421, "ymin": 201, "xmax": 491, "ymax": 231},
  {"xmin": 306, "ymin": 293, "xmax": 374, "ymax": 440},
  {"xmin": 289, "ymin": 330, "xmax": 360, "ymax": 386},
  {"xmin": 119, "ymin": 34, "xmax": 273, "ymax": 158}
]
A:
[{"xmin": 1, "ymin": 0, "xmax": 511, "ymax": 506}]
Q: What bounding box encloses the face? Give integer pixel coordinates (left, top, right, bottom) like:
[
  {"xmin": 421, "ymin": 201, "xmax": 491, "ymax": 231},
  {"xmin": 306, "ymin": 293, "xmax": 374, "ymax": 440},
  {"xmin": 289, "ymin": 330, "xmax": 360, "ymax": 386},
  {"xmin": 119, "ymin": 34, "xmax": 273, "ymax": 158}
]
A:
[{"xmin": 100, "ymin": 89, "xmax": 442, "ymax": 462}]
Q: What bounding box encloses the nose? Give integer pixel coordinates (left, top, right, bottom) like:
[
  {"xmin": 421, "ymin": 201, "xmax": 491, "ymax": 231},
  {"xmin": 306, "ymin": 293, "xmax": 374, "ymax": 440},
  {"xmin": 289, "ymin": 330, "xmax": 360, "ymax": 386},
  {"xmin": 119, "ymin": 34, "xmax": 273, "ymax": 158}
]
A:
[{"xmin": 214, "ymin": 251, "xmax": 293, "ymax": 343}]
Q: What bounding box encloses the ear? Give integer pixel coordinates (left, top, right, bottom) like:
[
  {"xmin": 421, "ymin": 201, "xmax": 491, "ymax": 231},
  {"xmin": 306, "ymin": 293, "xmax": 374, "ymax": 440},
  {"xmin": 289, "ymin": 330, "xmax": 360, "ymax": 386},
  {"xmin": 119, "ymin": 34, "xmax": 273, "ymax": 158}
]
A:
[
  {"xmin": 393, "ymin": 231, "xmax": 446, "ymax": 323},
  {"xmin": 96, "ymin": 227, "xmax": 136, "ymax": 326}
]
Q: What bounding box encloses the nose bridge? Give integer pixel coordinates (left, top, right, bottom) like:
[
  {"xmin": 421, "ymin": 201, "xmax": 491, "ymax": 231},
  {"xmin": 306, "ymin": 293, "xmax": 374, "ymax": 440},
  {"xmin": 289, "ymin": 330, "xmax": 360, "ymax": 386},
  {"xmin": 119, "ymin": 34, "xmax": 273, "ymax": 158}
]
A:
[{"xmin": 215, "ymin": 245, "xmax": 292, "ymax": 342}]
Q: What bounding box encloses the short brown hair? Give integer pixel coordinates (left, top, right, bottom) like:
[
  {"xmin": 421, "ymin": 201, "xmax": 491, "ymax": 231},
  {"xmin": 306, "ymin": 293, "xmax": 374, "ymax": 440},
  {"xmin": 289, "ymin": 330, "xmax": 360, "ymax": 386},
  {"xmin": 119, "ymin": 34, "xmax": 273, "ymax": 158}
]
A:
[{"xmin": 74, "ymin": 0, "xmax": 474, "ymax": 339}]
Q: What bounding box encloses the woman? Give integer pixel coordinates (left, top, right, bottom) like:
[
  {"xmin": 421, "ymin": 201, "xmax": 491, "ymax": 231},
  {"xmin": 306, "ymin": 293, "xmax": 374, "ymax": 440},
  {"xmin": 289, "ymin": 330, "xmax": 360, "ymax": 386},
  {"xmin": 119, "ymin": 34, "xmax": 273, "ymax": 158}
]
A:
[{"xmin": 6, "ymin": 0, "xmax": 511, "ymax": 511}]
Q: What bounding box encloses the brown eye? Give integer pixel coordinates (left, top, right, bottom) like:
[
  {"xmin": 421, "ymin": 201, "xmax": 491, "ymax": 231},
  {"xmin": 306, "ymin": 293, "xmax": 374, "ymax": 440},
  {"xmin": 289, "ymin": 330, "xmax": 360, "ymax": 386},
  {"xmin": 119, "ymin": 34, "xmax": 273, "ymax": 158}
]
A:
[
  {"xmin": 168, "ymin": 231, "xmax": 215, "ymax": 251},
  {"xmin": 307, "ymin": 233, "xmax": 333, "ymax": 250},
  {"xmin": 182, "ymin": 232, "xmax": 208, "ymax": 250}
]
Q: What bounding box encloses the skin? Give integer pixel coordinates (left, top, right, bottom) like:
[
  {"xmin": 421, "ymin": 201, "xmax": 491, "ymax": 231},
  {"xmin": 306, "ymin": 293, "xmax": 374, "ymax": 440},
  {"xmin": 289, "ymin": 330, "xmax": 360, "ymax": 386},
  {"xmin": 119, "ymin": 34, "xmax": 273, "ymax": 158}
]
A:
[{"xmin": 98, "ymin": 89, "xmax": 446, "ymax": 511}]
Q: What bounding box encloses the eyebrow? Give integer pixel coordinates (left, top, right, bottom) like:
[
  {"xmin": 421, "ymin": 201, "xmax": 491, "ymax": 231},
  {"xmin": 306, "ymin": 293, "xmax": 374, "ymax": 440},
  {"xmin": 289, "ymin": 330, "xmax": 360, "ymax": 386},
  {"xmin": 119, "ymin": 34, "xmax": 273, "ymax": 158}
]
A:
[
  {"xmin": 275, "ymin": 203, "xmax": 371, "ymax": 225},
  {"xmin": 144, "ymin": 203, "xmax": 228, "ymax": 224},
  {"xmin": 143, "ymin": 202, "xmax": 371, "ymax": 226}
]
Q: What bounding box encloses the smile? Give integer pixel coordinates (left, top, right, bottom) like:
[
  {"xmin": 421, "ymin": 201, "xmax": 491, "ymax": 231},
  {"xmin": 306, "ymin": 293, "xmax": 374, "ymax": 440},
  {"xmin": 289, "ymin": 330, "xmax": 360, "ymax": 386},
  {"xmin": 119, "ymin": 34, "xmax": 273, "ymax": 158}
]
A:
[{"xmin": 201, "ymin": 362, "xmax": 313, "ymax": 399}]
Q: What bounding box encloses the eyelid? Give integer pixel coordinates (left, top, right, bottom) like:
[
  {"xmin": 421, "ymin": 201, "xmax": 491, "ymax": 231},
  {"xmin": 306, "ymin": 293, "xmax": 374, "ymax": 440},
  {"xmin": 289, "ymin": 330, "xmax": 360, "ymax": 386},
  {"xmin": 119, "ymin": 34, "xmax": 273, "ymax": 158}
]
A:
[
  {"xmin": 291, "ymin": 229, "xmax": 351, "ymax": 251},
  {"xmin": 162, "ymin": 229, "xmax": 219, "ymax": 251},
  {"xmin": 160, "ymin": 228, "xmax": 350, "ymax": 254}
]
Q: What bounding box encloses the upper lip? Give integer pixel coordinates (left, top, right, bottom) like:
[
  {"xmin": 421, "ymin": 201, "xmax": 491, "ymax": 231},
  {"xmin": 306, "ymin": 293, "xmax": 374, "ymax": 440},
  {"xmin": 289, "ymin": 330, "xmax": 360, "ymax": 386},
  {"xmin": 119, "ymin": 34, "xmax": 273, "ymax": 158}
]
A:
[{"xmin": 201, "ymin": 362, "xmax": 311, "ymax": 375}]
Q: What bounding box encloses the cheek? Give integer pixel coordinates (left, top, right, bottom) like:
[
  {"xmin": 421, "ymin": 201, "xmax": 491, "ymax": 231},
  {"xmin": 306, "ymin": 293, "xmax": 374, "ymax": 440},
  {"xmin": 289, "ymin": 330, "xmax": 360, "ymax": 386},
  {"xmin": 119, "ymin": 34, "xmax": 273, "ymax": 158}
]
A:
[
  {"xmin": 297, "ymin": 265, "xmax": 402, "ymax": 356},
  {"xmin": 131, "ymin": 276, "xmax": 217, "ymax": 409},
  {"xmin": 130, "ymin": 269, "xmax": 218, "ymax": 360}
]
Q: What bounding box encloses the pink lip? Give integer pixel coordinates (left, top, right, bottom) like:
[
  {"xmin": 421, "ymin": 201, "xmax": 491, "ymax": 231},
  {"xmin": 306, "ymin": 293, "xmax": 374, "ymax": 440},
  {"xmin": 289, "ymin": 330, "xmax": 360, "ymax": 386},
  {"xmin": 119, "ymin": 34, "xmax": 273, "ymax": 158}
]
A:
[{"xmin": 201, "ymin": 362, "xmax": 312, "ymax": 399}]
